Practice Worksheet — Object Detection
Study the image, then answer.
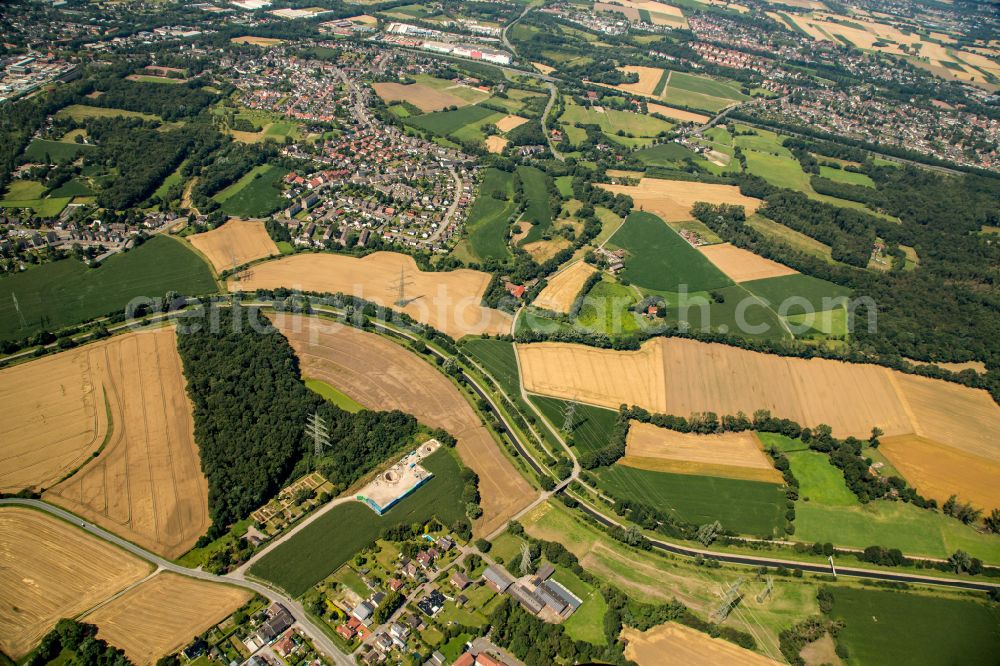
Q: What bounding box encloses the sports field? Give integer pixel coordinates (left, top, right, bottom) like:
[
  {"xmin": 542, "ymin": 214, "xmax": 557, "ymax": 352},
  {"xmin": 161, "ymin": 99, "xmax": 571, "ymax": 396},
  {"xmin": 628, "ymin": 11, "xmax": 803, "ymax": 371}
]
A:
[
  {"xmin": 213, "ymin": 164, "xmax": 289, "ymax": 218},
  {"xmin": 249, "ymin": 449, "xmax": 466, "ymax": 596},
  {"xmin": 84, "ymin": 572, "xmax": 251, "ymax": 664},
  {"xmin": 596, "ymin": 464, "xmax": 787, "ymax": 536},
  {"xmin": 235, "ymin": 252, "xmax": 512, "ymax": 338},
  {"xmin": 0, "ymin": 507, "xmax": 152, "ymax": 659},
  {"xmin": 372, "ymin": 82, "xmax": 471, "ymax": 113},
  {"xmin": 622, "ymin": 424, "xmax": 783, "ymax": 483},
  {"xmin": 607, "ymin": 211, "xmax": 732, "ymax": 292},
  {"xmin": 273, "ymin": 314, "xmax": 533, "ymax": 535},
  {"xmin": 532, "ymin": 261, "xmax": 597, "ymax": 313},
  {"xmin": 516, "ymin": 337, "xmax": 1000, "ymax": 452},
  {"xmin": 623, "ymin": 623, "xmax": 781, "ymax": 666},
  {"xmin": 828, "ymin": 587, "xmax": 1000, "ymax": 666},
  {"xmin": 598, "ymin": 178, "xmax": 761, "ymax": 222},
  {"xmin": 0, "ymin": 235, "xmax": 217, "ymax": 342},
  {"xmin": 44, "ymin": 328, "xmax": 211, "ymax": 559},
  {"xmin": 464, "ymin": 168, "xmax": 515, "ymax": 261}
]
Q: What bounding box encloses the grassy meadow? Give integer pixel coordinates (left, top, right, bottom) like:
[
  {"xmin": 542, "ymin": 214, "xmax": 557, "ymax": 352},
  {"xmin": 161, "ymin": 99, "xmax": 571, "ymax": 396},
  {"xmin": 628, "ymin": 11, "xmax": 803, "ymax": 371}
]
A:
[
  {"xmin": 248, "ymin": 449, "xmax": 466, "ymax": 597},
  {"xmin": 0, "ymin": 236, "xmax": 217, "ymax": 341}
]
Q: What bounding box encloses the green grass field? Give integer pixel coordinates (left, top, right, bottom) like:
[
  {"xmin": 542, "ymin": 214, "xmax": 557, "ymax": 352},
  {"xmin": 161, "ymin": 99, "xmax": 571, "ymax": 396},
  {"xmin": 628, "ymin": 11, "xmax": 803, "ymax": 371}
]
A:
[
  {"xmin": 55, "ymin": 104, "xmax": 159, "ymax": 121},
  {"xmin": 556, "ymin": 568, "xmax": 608, "ymax": 645},
  {"xmin": 668, "ymin": 72, "xmax": 747, "ymax": 101},
  {"xmin": 407, "ymin": 105, "xmax": 497, "ymax": 137},
  {"xmin": 462, "ymin": 338, "xmax": 521, "ymax": 398},
  {"xmin": 305, "ymin": 378, "xmax": 364, "ymax": 413},
  {"xmin": 596, "ymin": 465, "xmax": 787, "ymax": 537},
  {"xmin": 741, "ymin": 273, "xmax": 851, "ymax": 314},
  {"xmin": 464, "ymin": 168, "xmax": 515, "ymax": 261},
  {"xmin": 518, "ymin": 165, "xmax": 555, "ymax": 243},
  {"xmin": 248, "ymin": 449, "xmax": 466, "ymax": 597},
  {"xmin": 829, "ymin": 587, "xmax": 1000, "ymax": 666},
  {"xmin": 819, "ymin": 165, "xmax": 875, "ymax": 188},
  {"xmin": 2, "ymin": 180, "xmax": 47, "ymax": 201},
  {"xmin": 560, "ymin": 101, "xmax": 673, "ymax": 138},
  {"xmin": 24, "ymin": 139, "xmax": 95, "ymax": 163},
  {"xmin": 755, "ymin": 434, "xmax": 1000, "ymax": 562},
  {"xmin": 655, "ymin": 283, "xmax": 791, "ymax": 341},
  {"xmin": 608, "ymin": 211, "xmax": 732, "ymax": 293},
  {"xmin": 633, "ymin": 142, "xmax": 699, "ymax": 168},
  {"xmin": 0, "ymin": 236, "xmax": 218, "ymax": 342},
  {"xmin": 48, "ymin": 178, "xmax": 94, "ymax": 198},
  {"xmin": 555, "ymin": 175, "xmax": 574, "ymax": 197},
  {"xmin": 746, "ymin": 214, "xmax": 836, "ymax": 263},
  {"xmin": 214, "ymin": 164, "xmax": 289, "ymax": 217},
  {"xmin": 529, "ymin": 395, "xmax": 619, "ymax": 456},
  {"xmin": 575, "ymin": 279, "xmax": 644, "ymax": 335},
  {"xmin": 758, "ymin": 433, "xmax": 857, "ymax": 505}
]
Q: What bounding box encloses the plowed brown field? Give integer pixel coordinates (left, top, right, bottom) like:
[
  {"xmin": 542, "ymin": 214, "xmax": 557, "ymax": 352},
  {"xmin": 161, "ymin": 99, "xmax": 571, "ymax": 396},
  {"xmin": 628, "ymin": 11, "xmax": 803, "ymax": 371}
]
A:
[
  {"xmin": 84, "ymin": 572, "xmax": 251, "ymax": 665},
  {"xmin": 598, "ymin": 179, "xmax": 761, "ymax": 221},
  {"xmin": 532, "ymin": 261, "xmax": 598, "ymax": 313},
  {"xmin": 43, "ymin": 328, "xmax": 210, "ymax": 559},
  {"xmin": 231, "ymin": 252, "xmax": 512, "ymax": 338},
  {"xmin": 621, "ymin": 422, "xmax": 782, "ymax": 483},
  {"xmin": 0, "ymin": 349, "xmax": 109, "ymax": 492},
  {"xmin": 623, "ymin": 623, "xmax": 781, "ymax": 666},
  {"xmin": 188, "ymin": 219, "xmax": 279, "ymax": 272},
  {"xmin": 697, "ymin": 242, "xmax": 797, "ymax": 282},
  {"xmin": 271, "ymin": 313, "xmax": 534, "ymax": 535},
  {"xmin": 516, "ymin": 339, "xmax": 1000, "ymax": 454},
  {"xmin": 0, "ymin": 507, "xmax": 152, "ymax": 659}
]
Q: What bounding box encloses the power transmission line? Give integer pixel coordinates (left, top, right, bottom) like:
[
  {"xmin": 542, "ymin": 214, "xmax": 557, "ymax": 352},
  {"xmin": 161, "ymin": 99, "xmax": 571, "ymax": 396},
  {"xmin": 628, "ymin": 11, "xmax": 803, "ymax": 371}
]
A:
[{"xmin": 305, "ymin": 411, "xmax": 330, "ymax": 460}]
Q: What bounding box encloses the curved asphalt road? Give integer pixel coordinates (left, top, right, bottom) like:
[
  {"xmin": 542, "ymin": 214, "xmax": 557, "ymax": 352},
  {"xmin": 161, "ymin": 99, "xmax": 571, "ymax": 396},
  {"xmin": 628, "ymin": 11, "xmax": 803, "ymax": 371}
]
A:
[{"xmin": 0, "ymin": 498, "xmax": 354, "ymax": 666}]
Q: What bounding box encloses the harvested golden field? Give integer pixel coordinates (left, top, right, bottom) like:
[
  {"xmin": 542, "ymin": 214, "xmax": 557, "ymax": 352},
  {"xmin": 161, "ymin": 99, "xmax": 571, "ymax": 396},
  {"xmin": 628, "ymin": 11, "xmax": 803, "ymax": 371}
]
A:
[
  {"xmin": 622, "ymin": 623, "xmax": 781, "ymax": 666},
  {"xmin": 595, "ymin": 1, "xmax": 640, "ymax": 20},
  {"xmin": 532, "ymin": 62, "xmax": 556, "ymax": 75},
  {"xmin": 890, "ymin": 372, "xmax": 1000, "ymax": 462},
  {"xmin": 230, "ymin": 36, "xmax": 285, "ymax": 46},
  {"xmin": 43, "ymin": 328, "xmax": 210, "ymax": 559},
  {"xmin": 372, "ymin": 82, "xmax": 470, "ymax": 112},
  {"xmin": 0, "ymin": 349, "xmax": 109, "ymax": 493},
  {"xmin": 646, "ymin": 102, "xmax": 709, "ymax": 123},
  {"xmin": 697, "ymin": 242, "xmax": 797, "ymax": 282},
  {"xmin": 532, "ymin": 261, "xmax": 598, "ymax": 314},
  {"xmin": 598, "ymin": 178, "xmax": 761, "ymax": 221},
  {"xmin": 0, "ymin": 507, "xmax": 152, "ymax": 659},
  {"xmin": 85, "ymin": 572, "xmax": 251, "ymax": 665},
  {"xmin": 271, "ymin": 313, "xmax": 534, "ymax": 535},
  {"xmin": 879, "ymin": 435, "xmax": 1000, "ymax": 511},
  {"xmin": 606, "ymin": 169, "xmax": 646, "ymax": 179},
  {"xmin": 517, "ymin": 338, "xmax": 1000, "ymax": 448},
  {"xmin": 187, "ymin": 219, "xmax": 280, "ymax": 272},
  {"xmin": 485, "ymin": 135, "xmax": 509, "ymax": 154},
  {"xmin": 621, "ymin": 422, "xmax": 783, "ymax": 483},
  {"xmin": 495, "ymin": 114, "xmax": 530, "ymax": 132},
  {"xmin": 232, "ymin": 252, "xmax": 512, "ymax": 338},
  {"xmin": 614, "ymin": 66, "xmax": 668, "ymax": 96}
]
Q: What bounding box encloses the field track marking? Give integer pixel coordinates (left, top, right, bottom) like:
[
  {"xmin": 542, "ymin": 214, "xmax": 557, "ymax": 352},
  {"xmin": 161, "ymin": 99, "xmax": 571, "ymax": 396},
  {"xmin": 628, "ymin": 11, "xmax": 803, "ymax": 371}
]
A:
[
  {"xmin": 885, "ymin": 368, "xmax": 922, "ymax": 436},
  {"xmin": 662, "ymin": 69, "xmax": 673, "ymax": 98}
]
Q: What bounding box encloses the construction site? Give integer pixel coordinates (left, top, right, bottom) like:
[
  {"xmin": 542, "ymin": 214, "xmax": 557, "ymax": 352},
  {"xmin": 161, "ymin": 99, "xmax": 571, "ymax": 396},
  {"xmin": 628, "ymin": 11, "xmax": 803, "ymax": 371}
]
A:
[{"xmin": 356, "ymin": 439, "xmax": 441, "ymax": 515}]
